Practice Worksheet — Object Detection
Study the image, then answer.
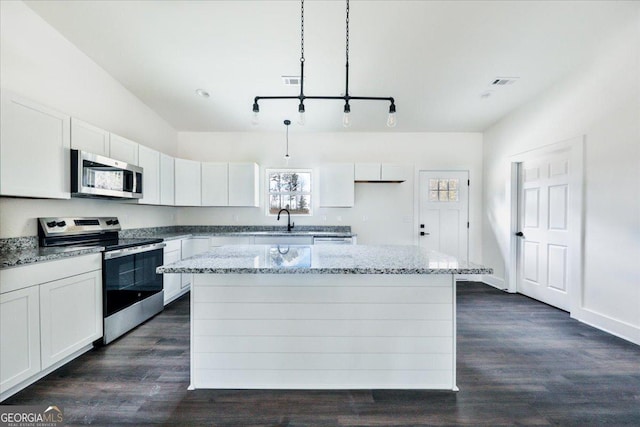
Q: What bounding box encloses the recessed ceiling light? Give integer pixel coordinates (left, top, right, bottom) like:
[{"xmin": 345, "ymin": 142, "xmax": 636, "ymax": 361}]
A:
[{"xmin": 195, "ymin": 89, "xmax": 210, "ymax": 98}]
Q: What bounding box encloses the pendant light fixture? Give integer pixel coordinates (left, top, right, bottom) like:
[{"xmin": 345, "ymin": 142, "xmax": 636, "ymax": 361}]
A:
[
  {"xmin": 283, "ymin": 119, "xmax": 291, "ymax": 163},
  {"xmin": 252, "ymin": 0, "xmax": 396, "ymax": 128}
]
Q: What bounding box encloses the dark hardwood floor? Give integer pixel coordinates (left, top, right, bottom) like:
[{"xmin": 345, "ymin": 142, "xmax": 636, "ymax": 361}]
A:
[{"xmin": 3, "ymin": 282, "xmax": 639, "ymax": 426}]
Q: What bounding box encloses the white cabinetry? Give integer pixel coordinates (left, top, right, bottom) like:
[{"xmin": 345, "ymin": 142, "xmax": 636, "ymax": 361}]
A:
[
  {"xmin": 229, "ymin": 163, "xmax": 259, "ymax": 207},
  {"xmin": 175, "ymin": 158, "xmax": 202, "ymax": 206},
  {"xmin": 0, "ymin": 91, "xmax": 70, "ymax": 199},
  {"xmin": 70, "ymin": 118, "xmax": 110, "ymax": 156},
  {"xmin": 39, "ymin": 271, "xmax": 102, "ymax": 370},
  {"xmin": 355, "ymin": 163, "xmax": 409, "ymax": 182},
  {"xmin": 160, "ymin": 153, "xmax": 175, "ymax": 206},
  {"xmin": 0, "ymin": 286, "xmax": 40, "ymax": 394},
  {"xmin": 138, "ymin": 145, "xmax": 161, "ymax": 205},
  {"xmin": 163, "ymin": 240, "xmax": 184, "ymax": 305},
  {"xmin": 201, "ymin": 163, "xmax": 229, "ymax": 206},
  {"xmin": 0, "ymin": 254, "xmax": 102, "ymax": 400},
  {"xmin": 209, "ymin": 236, "xmax": 255, "ymax": 246},
  {"xmin": 109, "ymin": 133, "xmax": 139, "ymax": 165},
  {"xmin": 180, "ymin": 237, "xmax": 210, "ymax": 290},
  {"xmin": 319, "ymin": 164, "xmax": 354, "ymax": 207}
]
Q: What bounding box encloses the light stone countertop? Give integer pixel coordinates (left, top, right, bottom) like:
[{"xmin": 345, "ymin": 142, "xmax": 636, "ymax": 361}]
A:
[
  {"xmin": 156, "ymin": 245, "xmax": 493, "ymax": 275},
  {"xmin": 0, "ymin": 246, "xmax": 104, "ymax": 269}
]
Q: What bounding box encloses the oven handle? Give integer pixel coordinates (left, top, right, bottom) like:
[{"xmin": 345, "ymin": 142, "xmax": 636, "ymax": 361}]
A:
[{"xmin": 104, "ymin": 242, "xmax": 166, "ymax": 260}]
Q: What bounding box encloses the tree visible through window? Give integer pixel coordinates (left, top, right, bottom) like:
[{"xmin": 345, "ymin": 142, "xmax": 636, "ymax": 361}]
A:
[{"xmin": 267, "ymin": 169, "xmax": 312, "ymax": 215}]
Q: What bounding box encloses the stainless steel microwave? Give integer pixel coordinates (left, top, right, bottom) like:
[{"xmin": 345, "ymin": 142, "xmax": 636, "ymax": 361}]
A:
[{"xmin": 71, "ymin": 149, "xmax": 143, "ymax": 199}]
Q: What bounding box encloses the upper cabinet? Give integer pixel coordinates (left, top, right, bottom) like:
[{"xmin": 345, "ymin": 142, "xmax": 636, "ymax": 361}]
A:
[
  {"xmin": 0, "ymin": 91, "xmax": 70, "ymax": 199},
  {"xmin": 201, "ymin": 162, "xmax": 229, "ymax": 206},
  {"xmin": 109, "ymin": 133, "xmax": 138, "ymax": 165},
  {"xmin": 319, "ymin": 163, "xmax": 354, "ymax": 207},
  {"xmin": 159, "ymin": 153, "xmax": 175, "ymax": 206},
  {"xmin": 70, "ymin": 118, "xmax": 110, "ymax": 156},
  {"xmin": 228, "ymin": 163, "xmax": 259, "ymax": 207},
  {"xmin": 70, "ymin": 118, "xmax": 140, "ymax": 166},
  {"xmin": 354, "ymin": 163, "xmax": 409, "ymax": 182},
  {"xmin": 174, "ymin": 158, "xmax": 201, "ymax": 206},
  {"xmin": 138, "ymin": 145, "xmax": 160, "ymax": 205}
]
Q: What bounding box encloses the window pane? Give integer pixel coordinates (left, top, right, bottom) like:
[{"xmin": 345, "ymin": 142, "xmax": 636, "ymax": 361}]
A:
[
  {"xmin": 439, "ymin": 191, "xmax": 449, "ymax": 201},
  {"xmin": 438, "ymin": 179, "xmax": 448, "ymax": 190},
  {"xmin": 449, "ymin": 190, "xmax": 459, "ymax": 201},
  {"xmin": 429, "ymin": 179, "xmax": 439, "ymax": 190},
  {"xmin": 429, "ymin": 190, "xmax": 439, "ymax": 202},
  {"xmin": 448, "ymin": 179, "xmax": 459, "ymax": 190}
]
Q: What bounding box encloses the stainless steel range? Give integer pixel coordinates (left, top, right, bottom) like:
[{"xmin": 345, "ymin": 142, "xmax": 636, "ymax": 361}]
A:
[{"xmin": 38, "ymin": 217, "xmax": 165, "ymax": 344}]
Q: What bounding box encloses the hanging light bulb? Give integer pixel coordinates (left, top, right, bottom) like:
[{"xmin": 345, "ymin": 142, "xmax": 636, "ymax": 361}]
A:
[
  {"xmin": 297, "ymin": 103, "xmax": 306, "ymax": 125},
  {"xmin": 386, "ymin": 103, "xmax": 397, "ymax": 128},
  {"xmin": 251, "ymin": 102, "xmax": 260, "ymax": 125},
  {"xmin": 342, "ymin": 103, "xmax": 351, "ymax": 128}
]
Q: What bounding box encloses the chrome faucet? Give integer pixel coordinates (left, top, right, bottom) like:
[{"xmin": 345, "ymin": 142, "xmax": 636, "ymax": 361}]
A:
[{"xmin": 277, "ymin": 208, "xmax": 295, "ymax": 232}]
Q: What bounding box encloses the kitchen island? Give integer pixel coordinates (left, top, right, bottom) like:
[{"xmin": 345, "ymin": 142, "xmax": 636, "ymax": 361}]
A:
[{"xmin": 157, "ymin": 245, "xmax": 492, "ymax": 391}]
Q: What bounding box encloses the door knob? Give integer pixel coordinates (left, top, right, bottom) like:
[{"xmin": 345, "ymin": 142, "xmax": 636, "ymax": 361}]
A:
[
  {"xmin": 515, "ymin": 231, "xmax": 524, "ymax": 237},
  {"xmin": 420, "ymin": 232, "xmax": 430, "ymax": 236}
]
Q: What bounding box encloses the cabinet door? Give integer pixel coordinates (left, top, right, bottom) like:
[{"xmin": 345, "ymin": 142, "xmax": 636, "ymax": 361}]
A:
[
  {"xmin": 0, "ymin": 286, "xmax": 41, "ymax": 394},
  {"xmin": 355, "ymin": 163, "xmax": 381, "ymax": 181},
  {"xmin": 160, "ymin": 153, "xmax": 175, "ymax": 206},
  {"xmin": 210, "ymin": 236, "xmax": 254, "ymax": 246},
  {"xmin": 175, "ymin": 158, "xmax": 201, "ymax": 206},
  {"xmin": 163, "ymin": 248, "xmax": 182, "ymax": 304},
  {"xmin": 319, "ymin": 164, "xmax": 354, "ymax": 207},
  {"xmin": 381, "ymin": 164, "xmax": 409, "ymax": 182},
  {"xmin": 138, "ymin": 145, "xmax": 161, "ymax": 205},
  {"xmin": 70, "ymin": 118, "xmax": 110, "ymax": 156},
  {"xmin": 109, "ymin": 133, "xmax": 139, "ymax": 165},
  {"xmin": 181, "ymin": 237, "xmax": 210, "ymax": 289},
  {"xmin": 253, "ymin": 235, "xmax": 314, "ymax": 245},
  {"xmin": 0, "ymin": 91, "xmax": 70, "ymax": 199},
  {"xmin": 228, "ymin": 163, "xmax": 259, "ymax": 207},
  {"xmin": 201, "ymin": 162, "xmax": 229, "ymax": 206},
  {"xmin": 39, "ymin": 270, "xmax": 102, "ymax": 370}
]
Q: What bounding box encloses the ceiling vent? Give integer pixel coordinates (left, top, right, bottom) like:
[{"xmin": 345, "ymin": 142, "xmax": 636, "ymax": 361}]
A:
[
  {"xmin": 491, "ymin": 77, "xmax": 519, "ymax": 86},
  {"xmin": 282, "ymin": 76, "xmax": 302, "ymax": 86}
]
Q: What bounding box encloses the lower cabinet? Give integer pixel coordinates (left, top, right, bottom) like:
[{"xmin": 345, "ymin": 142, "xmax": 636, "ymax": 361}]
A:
[
  {"xmin": 163, "ymin": 240, "xmax": 184, "ymax": 305},
  {"xmin": 0, "ymin": 286, "xmax": 40, "ymax": 394},
  {"xmin": 0, "ymin": 255, "xmax": 102, "ymax": 400},
  {"xmin": 180, "ymin": 237, "xmax": 210, "ymax": 294},
  {"xmin": 39, "ymin": 271, "xmax": 102, "ymax": 370},
  {"xmin": 209, "ymin": 236, "xmax": 255, "ymax": 246}
]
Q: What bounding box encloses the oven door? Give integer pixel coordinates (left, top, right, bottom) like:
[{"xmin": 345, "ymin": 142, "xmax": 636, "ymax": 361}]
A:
[{"xmin": 103, "ymin": 244, "xmax": 164, "ymax": 317}]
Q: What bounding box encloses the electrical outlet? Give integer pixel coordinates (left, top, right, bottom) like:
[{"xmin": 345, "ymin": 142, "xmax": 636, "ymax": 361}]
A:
[
  {"xmin": 362, "ymin": 215, "xmax": 368, "ymax": 222},
  {"xmin": 322, "ymin": 215, "xmax": 327, "ymax": 221},
  {"xmin": 336, "ymin": 216, "xmax": 342, "ymax": 222},
  {"xmin": 233, "ymin": 214, "xmax": 240, "ymax": 223}
]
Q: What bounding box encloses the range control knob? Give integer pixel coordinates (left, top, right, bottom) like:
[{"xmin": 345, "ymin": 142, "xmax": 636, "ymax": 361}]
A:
[
  {"xmin": 113, "ymin": 219, "xmax": 119, "ymax": 225},
  {"xmin": 56, "ymin": 221, "xmax": 66, "ymax": 227},
  {"xmin": 106, "ymin": 220, "xmax": 114, "ymax": 225},
  {"xmin": 46, "ymin": 221, "xmax": 57, "ymax": 228}
]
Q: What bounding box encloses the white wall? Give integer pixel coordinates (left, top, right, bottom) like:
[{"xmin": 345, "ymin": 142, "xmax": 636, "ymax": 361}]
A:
[
  {"xmin": 482, "ymin": 17, "xmax": 640, "ymax": 343},
  {"xmin": 178, "ymin": 131, "xmax": 484, "ymax": 262},
  {"xmin": 0, "ymin": 1, "xmax": 178, "ymax": 238}
]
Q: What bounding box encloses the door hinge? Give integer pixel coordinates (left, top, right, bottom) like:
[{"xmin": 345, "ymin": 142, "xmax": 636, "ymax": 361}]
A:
[
  {"xmin": 467, "ymin": 222, "xmax": 470, "ymax": 228},
  {"xmin": 467, "ymin": 179, "xmax": 470, "ymax": 186}
]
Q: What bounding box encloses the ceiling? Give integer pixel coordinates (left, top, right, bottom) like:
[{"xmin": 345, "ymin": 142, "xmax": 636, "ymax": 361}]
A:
[{"xmin": 24, "ymin": 0, "xmax": 636, "ymax": 133}]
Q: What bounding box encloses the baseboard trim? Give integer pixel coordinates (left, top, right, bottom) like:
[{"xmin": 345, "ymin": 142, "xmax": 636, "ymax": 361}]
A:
[
  {"xmin": 572, "ymin": 307, "xmax": 640, "ymax": 346},
  {"xmin": 482, "ymin": 274, "xmax": 509, "ymax": 292}
]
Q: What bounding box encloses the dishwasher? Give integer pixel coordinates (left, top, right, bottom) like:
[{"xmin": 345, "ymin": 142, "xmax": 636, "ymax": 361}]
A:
[{"xmin": 312, "ymin": 237, "xmax": 354, "ymax": 245}]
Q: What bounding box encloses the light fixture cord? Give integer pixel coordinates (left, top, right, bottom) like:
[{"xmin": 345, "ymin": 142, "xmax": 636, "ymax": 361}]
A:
[
  {"xmin": 286, "ymin": 123, "xmax": 290, "ymax": 156},
  {"xmin": 344, "ymin": 0, "xmax": 350, "ymax": 99},
  {"xmin": 300, "ymin": 0, "xmax": 305, "ymax": 63},
  {"xmin": 345, "ymin": 0, "xmax": 349, "ymax": 64}
]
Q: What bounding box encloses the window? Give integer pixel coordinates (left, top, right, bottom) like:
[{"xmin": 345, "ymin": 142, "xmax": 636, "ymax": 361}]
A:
[
  {"xmin": 267, "ymin": 169, "xmax": 312, "ymax": 215},
  {"xmin": 428, "ymin": 178, "xmax": 459, "ymax": 202}
]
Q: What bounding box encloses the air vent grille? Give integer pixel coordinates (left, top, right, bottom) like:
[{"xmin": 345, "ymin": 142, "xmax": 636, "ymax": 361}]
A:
[
  {"xmin": 282, "ymin": 76, "xmax": 302, "ymax": 86},
  {"xmin": 491, "ymin": 77, "xmax": 519, "ymax": 86}
]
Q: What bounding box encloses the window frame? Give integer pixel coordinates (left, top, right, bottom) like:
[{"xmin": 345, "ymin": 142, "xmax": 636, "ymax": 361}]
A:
[{"xmin": 265, "ymin": 168, "xmax": 313, "ymax": 216}]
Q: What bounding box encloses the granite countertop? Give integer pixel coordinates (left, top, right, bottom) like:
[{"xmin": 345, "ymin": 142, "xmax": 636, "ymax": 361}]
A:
[
  {"xmin": 0, "ymin": 246, "xmax": 104, "ymax": 269},
  {"xmin": 156, "ymin": 245, "xmax": 493, "ymax": 275}
]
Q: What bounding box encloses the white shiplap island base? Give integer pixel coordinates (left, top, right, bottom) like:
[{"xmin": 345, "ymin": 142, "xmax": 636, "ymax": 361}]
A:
[{"xmin": 156, "ymin": 245, "xmax": 492, "ymax": 391}]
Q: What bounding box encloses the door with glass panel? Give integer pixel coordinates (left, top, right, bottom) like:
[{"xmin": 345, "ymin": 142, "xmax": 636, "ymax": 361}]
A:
[
  {"xmin": 418, "ymin": 171, "xmax": 469, "ymax": 261},
  {"xmin": 516, "ymin": 150, "xmax": 571, "ymax": 311}
]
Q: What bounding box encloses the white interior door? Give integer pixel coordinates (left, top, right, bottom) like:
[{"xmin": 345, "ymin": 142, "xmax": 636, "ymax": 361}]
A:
[
  {"xmin": 517, "ymin": 150, "xmax": 571, "ymax": 311},
  {"xmin": 418, "ymin": 171, "xmax": 469, "ymax": 261}
]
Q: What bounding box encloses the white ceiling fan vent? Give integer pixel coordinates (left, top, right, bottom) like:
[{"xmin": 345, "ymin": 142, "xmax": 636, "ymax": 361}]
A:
[
  {"xmin": 491, "ymin": 77, "xmax": 519, "ymax": 86},
  {"xmin": 282, "ymin": 76, "xmax": 302, "ymax": 86}
]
